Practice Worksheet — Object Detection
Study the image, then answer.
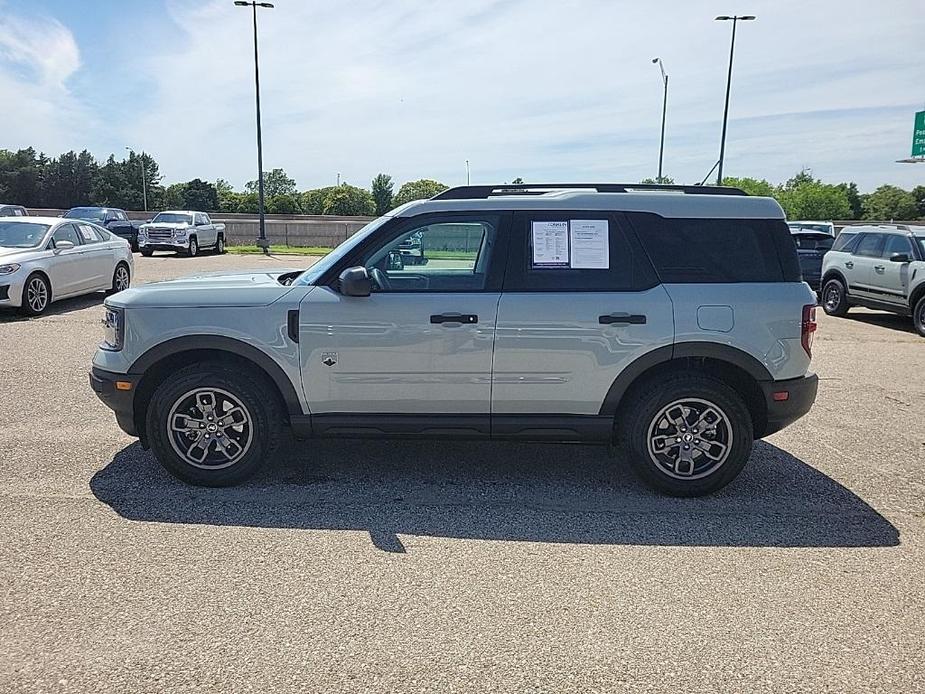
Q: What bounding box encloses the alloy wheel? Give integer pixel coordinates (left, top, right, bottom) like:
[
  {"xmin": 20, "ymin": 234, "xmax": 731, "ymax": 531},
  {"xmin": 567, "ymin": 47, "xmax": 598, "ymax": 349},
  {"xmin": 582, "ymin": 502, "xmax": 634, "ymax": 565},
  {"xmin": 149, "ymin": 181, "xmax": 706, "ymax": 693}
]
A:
[
  {"xmin": 646, "ymin": 398, "xmax": 733, "ymax": 480},
  {"xmin": 823, "ymin": 284, "xmax": 841, "ymax": 312},
  {"xmin": 27, "ymin": 277, "xmax": 48, "ymax": 313},
  {"xmin": 166, "ymin": 388, "xmax": 254, "ymax": 469},
  {"xmin": 114, "ymin": 266, "xmax": 130, "ymax": 292}
]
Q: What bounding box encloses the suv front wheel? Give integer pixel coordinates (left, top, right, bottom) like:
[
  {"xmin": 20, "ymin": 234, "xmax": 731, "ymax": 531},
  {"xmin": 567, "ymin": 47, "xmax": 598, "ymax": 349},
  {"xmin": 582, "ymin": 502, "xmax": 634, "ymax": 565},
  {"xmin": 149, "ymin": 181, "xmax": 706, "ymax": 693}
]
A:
[
  {"xmin": 146, "ymin": 363, "xmax": 282, "ymax": 486},
  {"xmin": 618, "ymin": 374, "xmax": 754, "ymax": 497}
]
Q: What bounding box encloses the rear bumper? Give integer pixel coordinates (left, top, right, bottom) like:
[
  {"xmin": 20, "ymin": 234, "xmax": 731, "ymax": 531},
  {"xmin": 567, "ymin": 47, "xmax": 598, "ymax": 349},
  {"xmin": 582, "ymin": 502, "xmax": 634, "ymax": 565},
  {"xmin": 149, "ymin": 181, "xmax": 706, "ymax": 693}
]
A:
[
  {"xmin": 90, "ymin": 367, "xmax": 139, "ymax": 437},
  {"xmin": 758, "ymin": 373, "xmax": 818, "ymax": 437}
]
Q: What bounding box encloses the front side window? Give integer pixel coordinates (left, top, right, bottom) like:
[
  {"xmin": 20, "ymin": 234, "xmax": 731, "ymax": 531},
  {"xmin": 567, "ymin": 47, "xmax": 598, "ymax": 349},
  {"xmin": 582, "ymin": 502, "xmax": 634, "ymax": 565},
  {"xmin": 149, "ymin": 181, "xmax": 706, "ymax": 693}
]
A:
[
  {"xmin": 854, "ymin": 234, "xmax": 885, "ymax": 258},
  {"xmin": 52, "ymin": 223, "xmax": 82, "ymax": 247},
  {"xmin": 359, "ymin": 217, "xmax": 499, "ymax": 292}
]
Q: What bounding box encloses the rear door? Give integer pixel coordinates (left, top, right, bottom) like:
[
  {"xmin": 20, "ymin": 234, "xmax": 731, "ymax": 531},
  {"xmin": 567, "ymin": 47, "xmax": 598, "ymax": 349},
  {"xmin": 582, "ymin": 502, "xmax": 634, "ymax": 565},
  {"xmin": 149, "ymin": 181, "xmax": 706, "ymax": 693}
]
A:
[
  {"xmin": 74, "ymin": 222, "xmax": 115, "ymax": 289},
  {"xmin": 491, "ymin": 211, "xmax": 672, "ymax": 437},
  {"xmin": 849, "ymin": 233, "xmax": 886, "ymax": 300}
]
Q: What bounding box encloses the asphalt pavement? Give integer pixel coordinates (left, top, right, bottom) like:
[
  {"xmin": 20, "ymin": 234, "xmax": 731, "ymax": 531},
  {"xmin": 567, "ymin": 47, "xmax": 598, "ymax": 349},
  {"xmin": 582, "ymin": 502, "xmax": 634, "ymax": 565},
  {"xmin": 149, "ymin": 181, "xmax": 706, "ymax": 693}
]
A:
[{"xmin": 0, "ymin": 251, "xmax": 922, "ymax": 693}]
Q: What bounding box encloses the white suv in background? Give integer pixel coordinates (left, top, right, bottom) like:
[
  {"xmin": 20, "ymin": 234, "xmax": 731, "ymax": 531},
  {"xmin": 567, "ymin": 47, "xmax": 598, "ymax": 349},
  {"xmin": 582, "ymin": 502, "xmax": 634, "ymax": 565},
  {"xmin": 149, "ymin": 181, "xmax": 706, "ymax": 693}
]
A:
[{"xmin": 821, "ymin": 225, "xmax": 925, "ymax": 336}]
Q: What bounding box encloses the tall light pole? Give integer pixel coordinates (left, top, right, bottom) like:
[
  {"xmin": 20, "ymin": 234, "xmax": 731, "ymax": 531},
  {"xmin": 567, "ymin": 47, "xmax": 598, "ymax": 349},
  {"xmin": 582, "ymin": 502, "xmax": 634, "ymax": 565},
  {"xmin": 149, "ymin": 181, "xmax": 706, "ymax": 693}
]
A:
[
  {"xmin": 465, "ymin": 159, "xmax": 470, "ymax": 185},
  {"xmin": 125, "ymin": 147, "xmax": 147, "ymax": 212},
  {"xmin": 715, "ymin": 15, "xmax": 755, "ymax": 185},
  {"xmin": 651, "ymin": 58, "xmax": 668, "ymax": 182},
  {"xmin": 234, "ymin": 0, "xmax": 274, "ymax": 253}
]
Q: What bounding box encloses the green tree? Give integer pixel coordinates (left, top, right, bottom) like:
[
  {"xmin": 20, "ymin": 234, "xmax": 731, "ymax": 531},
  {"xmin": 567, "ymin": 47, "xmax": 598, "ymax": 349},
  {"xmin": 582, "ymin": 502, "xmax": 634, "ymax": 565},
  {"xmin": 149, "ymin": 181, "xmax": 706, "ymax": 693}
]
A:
[
  {"xmin": 91, "ymin": 154, "xmax": 131, "ymax": 208},
  {"xmin": 392, "ymin": 178, "xmax": 449, "ymax": 208},
  {"xmin": 640, "ymin": 176, "xmax": 675, "ymax": 184},
  {"xmin": 371, "ymin": 173, "xmax": 393, "ymax": 216},
  {"xmin": 41, "ymin": 150, "xmax": 98, "ymax": 209},
  {"xmin": 0, "ymin": 148, "xmax": 44, "ymax": 207},
  {"xmin": 911, "ymin": 185, "xmax": 925, "ymax": 218},
  {"xmin": 266, "ymin": 193, "xmax": 303, "ymax": 214},
  {"xmin": 181, "ymin": 178, "xmax": 219, "ymax": 211},
  {"xmin": 215, "ymin": 179, "xmax": 241, "ymax": 213},
  {"xmin": 163, "ymin": 182, "xmax": 188, "ymax": 209},
  {"xmin": 774, "ymin": 169, "xmax": 851, "ymax": 220},
  {"xmin": 861, "ymin": 185, "xmax": 919, "ymax": 221},
  {"xmin": 322, "ymin": 184, "xmax": 376, "ymax": 216},
  {"xmin": 246, "ymin": 168, "xmax": 297, "ymax": 197},
  {"xmin": 235, "ymin": 192, "xmax": 260, "ymax": 214},
  {"xmin": 836, "ymin": 182, "xmax": 863, "ymax": 219},
  {"xmin": 301, "ymin": 186, "xmax": 338, "ymax": 214},
  {"xmin": 721, "ymin": 176, "xmax": 775, "ymax": 197}
]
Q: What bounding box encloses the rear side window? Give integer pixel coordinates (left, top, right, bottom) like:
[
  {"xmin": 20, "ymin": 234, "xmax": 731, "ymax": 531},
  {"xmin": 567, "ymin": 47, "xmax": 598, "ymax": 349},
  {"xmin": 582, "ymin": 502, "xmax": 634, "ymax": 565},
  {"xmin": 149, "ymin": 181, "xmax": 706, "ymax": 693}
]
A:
[
  {"xmin": 831, "ymin": 232, "xmax": 858, "ymax": 252},
  {"xmin": 628, "ymin": 214, "xmax": 799, "ymax": 283},
  {"xmin": 882, "ymin": 235, "xmax": 912, "ymax": 258},
  {"xmin": 854, "ymin": 234, "xmax": 885, "ymax": 257},
  {"xmin": 504, "ymin": 212, "xmax": 658, "ymax": 291}
]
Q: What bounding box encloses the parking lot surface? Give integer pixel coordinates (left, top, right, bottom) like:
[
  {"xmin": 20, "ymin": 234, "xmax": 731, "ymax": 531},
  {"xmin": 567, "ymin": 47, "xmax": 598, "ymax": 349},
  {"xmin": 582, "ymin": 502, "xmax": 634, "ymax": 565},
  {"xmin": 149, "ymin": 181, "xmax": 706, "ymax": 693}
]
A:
[{"xmin": 1, "ymin": 252, "xmax": 923, "ymax": 693}]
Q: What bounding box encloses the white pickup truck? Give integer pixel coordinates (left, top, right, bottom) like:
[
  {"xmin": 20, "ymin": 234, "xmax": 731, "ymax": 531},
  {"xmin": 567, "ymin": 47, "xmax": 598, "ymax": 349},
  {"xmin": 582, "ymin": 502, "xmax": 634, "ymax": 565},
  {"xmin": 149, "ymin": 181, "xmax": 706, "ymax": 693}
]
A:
[{"xmin": 138, "ymin": 211, "xmax": 226, "ymax": 257}]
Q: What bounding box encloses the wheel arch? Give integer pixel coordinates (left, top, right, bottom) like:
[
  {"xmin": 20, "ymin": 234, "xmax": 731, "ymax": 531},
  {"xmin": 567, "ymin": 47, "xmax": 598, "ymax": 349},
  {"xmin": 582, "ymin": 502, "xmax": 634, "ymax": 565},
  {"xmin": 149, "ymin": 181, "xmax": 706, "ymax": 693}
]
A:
[
  {"xmin": 822, "ymin": 268, "xmax": 847, "ymax": 287},
  {"xmin": 909, "ymin": 280, "xmax": 925, "ymax": 311},
  {"xmin": 129, "ymin": 336, "xmax": 303, "ymax": 442},
  {"xmin": 24, "ymin": 268, "xmax": 53, "ymax": 303},
  {"xmin": 600, "ymin": 343, "xmax": 771, "ymax": 438}
]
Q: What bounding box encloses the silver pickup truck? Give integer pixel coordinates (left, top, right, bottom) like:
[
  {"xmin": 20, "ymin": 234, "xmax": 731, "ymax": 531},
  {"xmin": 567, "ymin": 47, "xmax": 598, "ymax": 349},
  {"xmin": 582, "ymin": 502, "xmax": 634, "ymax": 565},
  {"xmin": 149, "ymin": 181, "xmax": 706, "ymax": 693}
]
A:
[{"xmin": 138, "ymin": 211, "xmax": 226, "ymax": 257}]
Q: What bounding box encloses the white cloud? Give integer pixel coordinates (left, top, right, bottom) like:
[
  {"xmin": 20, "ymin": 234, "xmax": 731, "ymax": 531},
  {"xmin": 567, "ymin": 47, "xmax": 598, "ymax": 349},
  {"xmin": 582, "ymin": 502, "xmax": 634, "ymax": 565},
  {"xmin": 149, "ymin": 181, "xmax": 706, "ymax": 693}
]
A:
[{"xmin": 4, "ymin": 0, "xmax": 925, "ymax": 191}]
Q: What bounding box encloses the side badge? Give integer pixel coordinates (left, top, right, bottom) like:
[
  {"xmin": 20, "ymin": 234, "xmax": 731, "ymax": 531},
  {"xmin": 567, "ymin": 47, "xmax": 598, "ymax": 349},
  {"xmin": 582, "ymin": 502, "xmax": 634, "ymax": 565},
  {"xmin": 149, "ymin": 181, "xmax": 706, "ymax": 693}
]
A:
[{"xmin": 321, "ymin": 352, "xmax": 338, "ymax": 367}]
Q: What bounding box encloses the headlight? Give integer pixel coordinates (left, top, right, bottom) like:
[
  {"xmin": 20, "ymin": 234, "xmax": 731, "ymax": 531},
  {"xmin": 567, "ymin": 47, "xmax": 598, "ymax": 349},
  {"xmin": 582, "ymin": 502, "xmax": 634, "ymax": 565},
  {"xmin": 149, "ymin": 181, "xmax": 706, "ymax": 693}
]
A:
[
  {"xmin": 0, "ymin": 263, "xmax": 21, "ymax": 275},
  {"xmin": 101, "ymin": 306, "xmax": 124, "ymax": 351},
  {"xmin": 174, "ymin": 228, "xmax": 188, "ymax": 238}
]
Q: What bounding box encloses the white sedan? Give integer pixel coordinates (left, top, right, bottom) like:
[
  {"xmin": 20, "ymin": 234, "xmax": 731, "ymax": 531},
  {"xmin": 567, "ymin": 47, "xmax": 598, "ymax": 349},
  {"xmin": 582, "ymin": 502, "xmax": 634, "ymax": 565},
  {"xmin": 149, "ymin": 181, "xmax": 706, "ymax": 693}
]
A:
[{"xmin": 0, "ymin": 216, "xmax": 134, "ymax": 316}]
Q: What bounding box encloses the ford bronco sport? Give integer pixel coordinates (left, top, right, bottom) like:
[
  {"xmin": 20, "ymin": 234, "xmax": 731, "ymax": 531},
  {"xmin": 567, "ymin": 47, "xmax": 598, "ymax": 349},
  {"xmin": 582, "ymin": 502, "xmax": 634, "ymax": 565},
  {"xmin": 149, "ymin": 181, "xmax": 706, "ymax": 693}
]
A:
[{"xmin": 90, "ymin": 183, "xmax": 819, "ymax": 496}]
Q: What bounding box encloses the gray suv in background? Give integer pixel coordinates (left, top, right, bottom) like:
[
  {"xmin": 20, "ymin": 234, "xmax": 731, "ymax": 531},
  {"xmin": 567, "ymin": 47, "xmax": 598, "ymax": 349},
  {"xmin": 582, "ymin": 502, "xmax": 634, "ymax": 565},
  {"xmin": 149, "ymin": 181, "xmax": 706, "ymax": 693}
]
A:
[
  {"xmin": 91, "ymin": 183, "xmax": 819, "ymax": 496},
  {"xmin": 821, "ymin": 225, "xmax": 925, "ymax": 336}
]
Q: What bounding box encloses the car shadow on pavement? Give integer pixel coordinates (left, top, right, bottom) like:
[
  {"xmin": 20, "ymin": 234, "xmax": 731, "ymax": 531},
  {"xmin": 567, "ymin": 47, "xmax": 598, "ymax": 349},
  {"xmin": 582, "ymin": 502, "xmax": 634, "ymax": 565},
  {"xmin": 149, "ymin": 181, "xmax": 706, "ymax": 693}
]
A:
[
  {"xmin": 90, "ymin": 439, "xmax": 899, "ymax": 552},
  {"xmin": 0, "ymin": 292, "xmax": 106, "ymax": 321},
  {"xmin": 845, "ymin": 311, "xmax": 916, "ymax": 335}
]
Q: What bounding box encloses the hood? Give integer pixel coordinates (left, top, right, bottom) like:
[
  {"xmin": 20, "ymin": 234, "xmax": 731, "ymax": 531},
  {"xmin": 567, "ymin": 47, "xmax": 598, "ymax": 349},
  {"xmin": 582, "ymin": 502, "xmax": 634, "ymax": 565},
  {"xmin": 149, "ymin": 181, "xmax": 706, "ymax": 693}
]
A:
[
  {"xmin": 141, "ymin": 221, "xmax": 190, "ymax": 230},
  {"xmin": 0, "ymin": 246, "xmax": 44, "ymax": 262},
  {"xmin": 107, "ymin": 268, "xmax": 307, "ymax": 308}
]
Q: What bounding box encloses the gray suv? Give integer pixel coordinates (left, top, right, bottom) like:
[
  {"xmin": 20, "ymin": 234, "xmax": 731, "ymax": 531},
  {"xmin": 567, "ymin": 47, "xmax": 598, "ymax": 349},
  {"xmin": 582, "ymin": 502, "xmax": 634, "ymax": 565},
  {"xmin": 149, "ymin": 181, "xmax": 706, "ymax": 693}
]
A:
[
  {"xmin": 821, "ymin": 225, "xmax": 925, "ymax": 336},
  {"xmin": 90, "ymin": 183, "xmax": 819, "ymax": 496}
]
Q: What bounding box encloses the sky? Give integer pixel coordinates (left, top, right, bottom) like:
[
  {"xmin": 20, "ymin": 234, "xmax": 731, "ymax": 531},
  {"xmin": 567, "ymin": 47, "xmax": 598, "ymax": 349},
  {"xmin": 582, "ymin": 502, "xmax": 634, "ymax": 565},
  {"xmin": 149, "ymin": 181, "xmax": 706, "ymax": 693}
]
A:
[{"xmin": 1, "ymin": 0, "xmax": 924, "ymax": 193}]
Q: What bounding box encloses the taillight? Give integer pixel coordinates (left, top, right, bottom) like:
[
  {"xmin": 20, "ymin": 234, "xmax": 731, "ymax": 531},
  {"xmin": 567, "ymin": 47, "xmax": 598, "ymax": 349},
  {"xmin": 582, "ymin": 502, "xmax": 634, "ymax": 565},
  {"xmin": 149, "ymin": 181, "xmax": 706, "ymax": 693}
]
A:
[{"xmin": 801, "ymin": 304, "xmax": 817, "ymax": 357}]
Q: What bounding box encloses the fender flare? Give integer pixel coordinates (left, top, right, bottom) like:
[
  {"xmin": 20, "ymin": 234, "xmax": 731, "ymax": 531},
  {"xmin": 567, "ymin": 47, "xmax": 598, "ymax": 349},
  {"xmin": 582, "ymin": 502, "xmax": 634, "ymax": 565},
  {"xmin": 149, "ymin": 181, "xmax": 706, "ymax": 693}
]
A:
[
  {"xmin": 129, "ymin": 335, "xmax": 303, "ymax": 416},
  {"xmin": 599, "ymin": 342, "xmax": 772, "ymax": 415}
]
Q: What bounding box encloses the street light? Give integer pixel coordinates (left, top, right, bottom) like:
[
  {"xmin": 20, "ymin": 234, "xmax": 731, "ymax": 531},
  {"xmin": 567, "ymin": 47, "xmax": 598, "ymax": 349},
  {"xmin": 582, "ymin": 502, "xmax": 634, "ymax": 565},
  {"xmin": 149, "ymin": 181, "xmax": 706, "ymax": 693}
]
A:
[
  {"xmin": 234, "ymin": 1, "xmax": 274, "ymax": 253},
  {"xmin": 651, "ymin": 58, "xmax": 668, "ymax": 182},
  {"xmin": 714, "ymin": 14, "xmax": 756, "ymax": 185},
  {"xmin": 125, "ymin": 146, "xmax": 147, "ymax": 212},
  {"xmin": 466, "ymin": 159, "xmax": 470, "ymax": 185}
]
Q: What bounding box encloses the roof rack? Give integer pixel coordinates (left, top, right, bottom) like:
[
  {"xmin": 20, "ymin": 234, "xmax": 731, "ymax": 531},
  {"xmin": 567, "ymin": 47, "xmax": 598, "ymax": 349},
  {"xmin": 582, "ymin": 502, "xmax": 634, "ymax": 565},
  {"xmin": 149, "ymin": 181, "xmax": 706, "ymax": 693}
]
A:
[{"xmin": 431, "ymin": 183, "xmax": 748, "ymax": 200}]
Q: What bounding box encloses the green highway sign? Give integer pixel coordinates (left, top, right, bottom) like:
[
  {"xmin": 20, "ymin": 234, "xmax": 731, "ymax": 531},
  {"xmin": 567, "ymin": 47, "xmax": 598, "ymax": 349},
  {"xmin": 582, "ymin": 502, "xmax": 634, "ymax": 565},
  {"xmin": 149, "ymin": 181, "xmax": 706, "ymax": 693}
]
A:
[{"xmin": 913, "ymin": 110, "xmax": 925, "ymax": 158}]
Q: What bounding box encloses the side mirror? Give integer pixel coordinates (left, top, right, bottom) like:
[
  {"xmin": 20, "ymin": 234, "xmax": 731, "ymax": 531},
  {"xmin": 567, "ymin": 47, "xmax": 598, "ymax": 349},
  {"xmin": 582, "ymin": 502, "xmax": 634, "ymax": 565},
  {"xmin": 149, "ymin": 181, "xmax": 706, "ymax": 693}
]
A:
[
  {"xmin": 338, "ymin": 266, "xmax": 372, "ymax": 297},
  {"xmin": 890, "ymin": 252, "xmax": 911, "ymax": 263},
  {"xmin": 54, "ymin": 240, "xmax": 75, "ymax": 251}
]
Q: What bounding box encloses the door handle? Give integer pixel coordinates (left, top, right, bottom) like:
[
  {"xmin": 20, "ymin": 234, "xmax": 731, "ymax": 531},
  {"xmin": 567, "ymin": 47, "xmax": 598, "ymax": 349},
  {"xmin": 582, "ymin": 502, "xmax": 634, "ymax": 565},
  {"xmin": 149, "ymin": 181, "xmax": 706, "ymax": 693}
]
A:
[
  {"xmin": 874, "ymin": 265, "xmax": 885, "ymax": 272},
  {"xmin": 599, "ymin": 313, "xmax": 647, "ymax": 325},
  {"xmin": 845, "ymin": 261, "xmax": 854, "ymax": 269},
  {"xmin": 430, "ymin": 312, "xmax": 478, "ymax": 325}
]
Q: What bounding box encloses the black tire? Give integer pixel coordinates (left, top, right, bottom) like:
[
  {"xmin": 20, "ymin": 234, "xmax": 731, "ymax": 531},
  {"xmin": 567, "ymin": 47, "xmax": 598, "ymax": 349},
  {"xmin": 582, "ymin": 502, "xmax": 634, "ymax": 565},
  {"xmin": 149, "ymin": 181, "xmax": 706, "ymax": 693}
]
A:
[
  {"xmin": 913, "ymin": 295, "xmax": 925, "ymax": 338},
  {"xmin": 140, "ymin": 249, "xmax": 153, "ymax": 257},
  {"xmin": 18, "ymin": 272, "xmax": 51, "ymax": 317},
  {"xmin": 187, "ymin": 237, "xmax": 198, "ymax": 257},
  {"xmin": 146, "ymin": 363, "xmax": 283, "ymax": 486},
  {"xmin": 107, "ymin": 262, "xmax": 131, "ymax": 295},
  {"xmin": 617, "ymin": 374, "xmax": 754, "ymax": 497},
  {"xmin": 215, "ymin": 235, "xmax": 225, "ymax": 255},
  {"xmin": 821, "ymin": 278, "xmax": 849, "ymax": 317}
]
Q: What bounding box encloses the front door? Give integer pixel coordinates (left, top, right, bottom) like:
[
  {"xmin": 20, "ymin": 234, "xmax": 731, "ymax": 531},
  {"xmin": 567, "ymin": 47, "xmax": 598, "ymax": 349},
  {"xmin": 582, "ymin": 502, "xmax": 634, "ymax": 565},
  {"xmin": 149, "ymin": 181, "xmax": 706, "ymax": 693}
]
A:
[
  {"xmin": 47, "ymin": 223, "xmax": 87, "ymax": 297},
  {"xmin": 298, "ymin": 213, "xmax": 509, "ymax": 435},
  {"xmin": 847, "ymin": 232, "xmax": 885, "ymax": 300},
  {"xmin": 491, "ymin": 211, "xmax": 674, "ymax": 438},
  {"xmin": 873, "ymin": 234, "xmax": 914, "ymax": 304}
]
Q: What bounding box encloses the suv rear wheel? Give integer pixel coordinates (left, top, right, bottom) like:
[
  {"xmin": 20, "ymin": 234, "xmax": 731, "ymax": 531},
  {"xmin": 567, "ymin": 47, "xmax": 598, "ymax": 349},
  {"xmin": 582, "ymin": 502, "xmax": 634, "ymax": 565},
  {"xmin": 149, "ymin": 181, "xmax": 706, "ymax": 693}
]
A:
[
  {"xmin": 146, "ymin": 363, "xmax": 282, "ymax": 486},
  {"xmin": 822, "ymin": 278, "xmax": 849, "ymax": 316},
  {"xmin": 618, "ymin": 374, "xmax": 754, "ymax": 497}
]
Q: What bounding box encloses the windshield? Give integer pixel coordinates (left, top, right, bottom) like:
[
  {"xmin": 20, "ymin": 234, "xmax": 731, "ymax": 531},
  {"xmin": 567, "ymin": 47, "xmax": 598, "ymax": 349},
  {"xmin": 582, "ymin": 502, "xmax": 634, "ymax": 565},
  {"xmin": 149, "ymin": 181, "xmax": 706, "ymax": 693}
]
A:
[
  {"xmin": 0, "ymin": 221, "xmax": 50, "ymax": 248},
  {"xmin": 152, "ymin": 213, "xmax": 193, "ymax": 224},
  {"xmin": 65, "ymin": 208, "xmax": 107, "ymax": 221},
  {"xmin": 294, "ymin": 215, "xmax": 393, "ymax": 286}
]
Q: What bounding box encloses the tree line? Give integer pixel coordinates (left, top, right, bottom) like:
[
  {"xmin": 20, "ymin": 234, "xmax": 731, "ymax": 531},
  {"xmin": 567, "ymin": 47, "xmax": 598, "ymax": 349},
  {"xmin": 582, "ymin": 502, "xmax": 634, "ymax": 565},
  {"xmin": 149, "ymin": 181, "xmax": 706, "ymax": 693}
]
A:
[{"xmin": 1, "ymin": 147, "xmax": 922, "ymax": 220}]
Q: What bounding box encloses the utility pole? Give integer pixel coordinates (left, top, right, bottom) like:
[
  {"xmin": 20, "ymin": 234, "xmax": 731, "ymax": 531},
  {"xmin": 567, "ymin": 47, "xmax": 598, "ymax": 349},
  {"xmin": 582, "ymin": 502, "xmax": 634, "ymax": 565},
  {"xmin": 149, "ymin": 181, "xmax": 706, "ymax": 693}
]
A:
[
  {"xmin": 651, "ymin": 58, "xmax": 669, "ymax": 181},
  {"xmin": 715, "ymin": 15, "xmax": 756, "ymax": 185}
]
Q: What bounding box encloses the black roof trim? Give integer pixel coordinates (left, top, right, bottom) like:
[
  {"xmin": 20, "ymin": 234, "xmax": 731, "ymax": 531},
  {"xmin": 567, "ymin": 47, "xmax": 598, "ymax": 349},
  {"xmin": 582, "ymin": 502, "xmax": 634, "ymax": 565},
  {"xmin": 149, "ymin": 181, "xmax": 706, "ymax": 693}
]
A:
[{"xmin": 432, "ymin": 183, "xmax": 748, "ymax": 200}]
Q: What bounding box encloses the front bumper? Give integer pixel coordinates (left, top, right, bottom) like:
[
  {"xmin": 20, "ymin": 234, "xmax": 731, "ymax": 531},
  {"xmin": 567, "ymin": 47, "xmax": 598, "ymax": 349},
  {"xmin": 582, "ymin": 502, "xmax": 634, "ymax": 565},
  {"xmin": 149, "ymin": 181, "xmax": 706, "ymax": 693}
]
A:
[
  {"xmin": 139, "ymin": 239, "xmax": 189, "ymax": 251},
  {"xmin": 90, "ymin": 367, "xmax": 140, "ymax": 437},
  {"xmin": 758, "ymin": 373, "xmax": 819, "ymax": 437},
  {"xmin": 0, "ymin": 274, "xmax": 26, "ymax": 308}
]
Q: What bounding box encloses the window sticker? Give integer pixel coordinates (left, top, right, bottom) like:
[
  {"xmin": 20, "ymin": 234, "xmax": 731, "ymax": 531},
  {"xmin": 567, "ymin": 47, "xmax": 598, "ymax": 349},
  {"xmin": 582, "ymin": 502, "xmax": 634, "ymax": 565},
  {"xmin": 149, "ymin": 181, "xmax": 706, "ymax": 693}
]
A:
[
  {"xmin": 79, "ymin": 225, "xmax": 95, "ymax": 241},
  {"xmin": 531, "ymin": 221, "xmax": 569, "ymax": 267},
  {"xmin": 569, "ymin": 219, "xmax": 609, "ymax": 269}
]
